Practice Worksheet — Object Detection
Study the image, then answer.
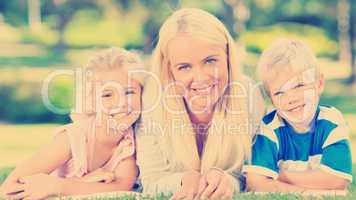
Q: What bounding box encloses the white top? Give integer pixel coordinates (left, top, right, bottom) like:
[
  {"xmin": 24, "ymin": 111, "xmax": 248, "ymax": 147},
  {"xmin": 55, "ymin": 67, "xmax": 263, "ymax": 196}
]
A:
[{"xmin": 136, "ymin": 77, "xmax": 265, "ymax": 195}]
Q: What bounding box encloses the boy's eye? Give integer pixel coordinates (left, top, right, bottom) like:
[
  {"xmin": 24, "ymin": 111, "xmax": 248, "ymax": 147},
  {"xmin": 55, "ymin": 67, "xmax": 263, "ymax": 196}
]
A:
[
  {"xmin": 177, "ymin": 64, "xmax": 191, "ymax": 71},
  {"xmin": 205, "ymin": 58, "xmax": 217, "ymax": 65},
  {"xmin": 295, "ymin": 83, "xmax": 305, "ymax": 88}
]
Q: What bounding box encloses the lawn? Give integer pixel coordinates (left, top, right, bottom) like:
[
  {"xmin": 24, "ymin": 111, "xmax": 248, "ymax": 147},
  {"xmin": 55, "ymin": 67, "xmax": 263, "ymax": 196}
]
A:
[
  {"xmin": 0, "ymin": 166, "xmax": 356, "ymax": 200},
  {"xmin": 1, "ymin": 122, "xmax": 356, "ymax": 199}
]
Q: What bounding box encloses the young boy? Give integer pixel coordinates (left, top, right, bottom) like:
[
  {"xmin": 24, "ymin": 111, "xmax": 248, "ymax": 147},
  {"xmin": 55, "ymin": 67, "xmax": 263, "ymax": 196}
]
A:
[{"xmin": 243, "ymin": 38, "xmax": 352, "ymax": 193}]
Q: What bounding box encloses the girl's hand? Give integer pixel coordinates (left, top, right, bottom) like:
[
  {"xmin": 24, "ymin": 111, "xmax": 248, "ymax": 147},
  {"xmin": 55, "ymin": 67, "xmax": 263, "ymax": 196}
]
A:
[
  {"xmin": 170, "ymin": 170, "xmax": 201, "ymax": 200},
  {"xmin": 5, "ymin": 173, "xmax": 62, "ymax": 200},
  {"xmin": 0, "ymin": 181, "xmax": 26, "ymax": 199},
  {"xmin": 197, "ymin": 168, "xmax": 234, "ymax": 200},
  {"xmin": 80, "ymin": 168, "xmax": 115, "ymax": 183}
]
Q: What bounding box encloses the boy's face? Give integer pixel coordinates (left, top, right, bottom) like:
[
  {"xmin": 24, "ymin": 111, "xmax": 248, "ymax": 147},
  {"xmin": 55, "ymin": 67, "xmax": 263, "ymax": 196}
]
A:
[
  {"xmin": 267, "ymin": 68, "xmax": 324, "ymax": 124},
  {"xmin": 92, "ymin": 69, "xmax": 142, "ymax": 131}
]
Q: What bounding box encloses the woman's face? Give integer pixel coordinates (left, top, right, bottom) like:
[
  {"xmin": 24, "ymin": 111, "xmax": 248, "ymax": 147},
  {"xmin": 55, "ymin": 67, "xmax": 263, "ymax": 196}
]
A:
[{"xmin": 167, "ymin": 35, "xmax": 229, "ymax": 114}]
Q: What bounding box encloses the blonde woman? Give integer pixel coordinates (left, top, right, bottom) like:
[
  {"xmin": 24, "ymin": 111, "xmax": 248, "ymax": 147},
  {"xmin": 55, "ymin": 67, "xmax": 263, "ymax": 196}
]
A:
[{"xmin": 136, "ymin": 8, "xmax": 265, "ymax": 199}]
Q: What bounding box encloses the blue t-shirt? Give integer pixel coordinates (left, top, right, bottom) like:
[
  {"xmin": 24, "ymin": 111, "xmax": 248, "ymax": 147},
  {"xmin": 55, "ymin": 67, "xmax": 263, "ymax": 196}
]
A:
[{"xmin": 243, "ymin": 105, "xmax": 352, "ymax": 182}]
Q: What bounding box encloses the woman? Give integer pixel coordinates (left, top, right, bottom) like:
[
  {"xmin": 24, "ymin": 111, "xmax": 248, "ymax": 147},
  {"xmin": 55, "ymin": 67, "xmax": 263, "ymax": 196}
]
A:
[{"xmin": 136, "ymin": 8, "xmax": 265, "ymax": 199}]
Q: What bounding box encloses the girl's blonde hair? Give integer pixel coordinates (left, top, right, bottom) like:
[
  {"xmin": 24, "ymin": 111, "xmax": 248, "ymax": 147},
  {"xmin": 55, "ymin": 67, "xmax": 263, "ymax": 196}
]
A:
[
  {"xmin": 257, "ymin": 38, "xmax": 320, "ymax": 93},
  {"xmin": 142, "ymin": 8, "xmax": 263, "ymax": 175},
  {"xmin": 71, "ymin": 47, "xmax": 145, "ymax": 122}
]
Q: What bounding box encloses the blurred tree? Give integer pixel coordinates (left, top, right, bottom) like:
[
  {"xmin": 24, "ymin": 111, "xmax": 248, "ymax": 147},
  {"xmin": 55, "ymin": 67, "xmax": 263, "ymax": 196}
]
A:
[
  {"xmin": 42, "ymin": 0, "xmax": 99, "ymax": 51},
  {"xmin": 0, "ymin": 0, "xmax": 27, "ymax": 26},
  {"xmin": 28, "ymin": 0, "xmax": 41, "ymax": 32},
  {"xmin": 347, "ymin": 1, "xmax": 356, "ymax": 85},
  {"xmin": 139, "ymin": 0, "xmax": 172, "ymax": 52},
  {"xmin": 223, "ymin": 0, "xmax": 250, "ymax": 37},
  {"xmin": 338, "ymin": 0, "xmax": 352, "ymax": 69}
]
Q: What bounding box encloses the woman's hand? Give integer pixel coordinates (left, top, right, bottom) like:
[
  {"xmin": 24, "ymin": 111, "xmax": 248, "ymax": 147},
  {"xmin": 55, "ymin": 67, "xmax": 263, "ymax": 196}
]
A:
[
  {"xmin": 3, "ymin": 173, "xmax": 62, "ymax": 200},
  {"xmin": 197, "ymin": 168, "xmax": 234, "ymax": 200},
  {"xmin": 170, "ymin": 170, "xmax": 201, "ymax": 200},
  {"xmin": 80, "ymin": 168, "xmax": 115, "ymax": 183}
]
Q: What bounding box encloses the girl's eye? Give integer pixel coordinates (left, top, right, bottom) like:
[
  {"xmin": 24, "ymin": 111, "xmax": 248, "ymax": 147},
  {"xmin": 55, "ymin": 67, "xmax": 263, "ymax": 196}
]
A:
[
  {"xmin": 205, "ymin": 58, "xmax": 217, "ymax": 65},
  {"xmin": 125, "ymin": 90, "xmax": 136, "ymax": 95},
  {"xmin": 177, "ymin": 64, "xmax": 191, "ymax": 71}
]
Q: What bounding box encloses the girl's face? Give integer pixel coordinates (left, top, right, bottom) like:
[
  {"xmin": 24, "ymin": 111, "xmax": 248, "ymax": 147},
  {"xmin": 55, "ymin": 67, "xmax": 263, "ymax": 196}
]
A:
[
  {"xmin": 167, "ymin": 35, "xmax": 229, "ymax": 114},
  {"xmin": 93, "ymin": 69, "xmax": 142, "ymax": 131}
]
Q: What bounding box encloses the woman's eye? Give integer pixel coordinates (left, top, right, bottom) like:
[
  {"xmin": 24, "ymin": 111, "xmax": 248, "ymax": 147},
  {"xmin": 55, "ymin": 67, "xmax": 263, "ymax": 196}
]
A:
[
  {"xmin": 273, "ymin": 91, "xmax": 283, "ymax": 96},
  {"xmin": 177, "ymin": 64, "xmax": 191, "ymax": 71},
  {"xmin": 205, "ymin": 58, "xmax": 217, "ymax": 65},
  {"xmin": 125, "ymin": 90, "xmax": 135, "ymax": 95}
]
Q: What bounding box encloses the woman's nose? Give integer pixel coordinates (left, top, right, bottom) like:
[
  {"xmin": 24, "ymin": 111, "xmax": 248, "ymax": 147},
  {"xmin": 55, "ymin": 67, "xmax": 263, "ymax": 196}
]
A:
[{"xmin": 192, "ymin": 65, "xmax": 209, "ymax": 83}]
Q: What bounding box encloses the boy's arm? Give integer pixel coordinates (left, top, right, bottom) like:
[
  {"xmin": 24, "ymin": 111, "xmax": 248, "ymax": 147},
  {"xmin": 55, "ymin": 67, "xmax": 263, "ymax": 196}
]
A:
[
  {"xmin": 278, "ymin": 169, "xmax": 349, "ymax": 190},
  {"xmin": 245, "ymin": 172, "xmax": 307, "ymax": 193},
  {"xmin": 278, "ymin": 137, "xmax": 352, "ymax": 190}
]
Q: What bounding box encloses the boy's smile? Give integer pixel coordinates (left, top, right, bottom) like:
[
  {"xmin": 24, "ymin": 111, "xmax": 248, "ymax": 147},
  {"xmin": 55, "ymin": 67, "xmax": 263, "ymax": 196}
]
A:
[{"xmin": 267, "ymin": 68, "xmax": 324, "ymax": 126}]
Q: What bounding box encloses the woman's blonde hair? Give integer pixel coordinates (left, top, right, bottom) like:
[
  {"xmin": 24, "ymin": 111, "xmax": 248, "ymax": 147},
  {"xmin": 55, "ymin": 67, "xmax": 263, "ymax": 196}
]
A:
[
  {"xmin": 71, "ymin": 47, "xmax": 145, "ymax": 122},
  {"xmin": 142, "ymin": 8, "xmax": 263, "ymax": 175}
]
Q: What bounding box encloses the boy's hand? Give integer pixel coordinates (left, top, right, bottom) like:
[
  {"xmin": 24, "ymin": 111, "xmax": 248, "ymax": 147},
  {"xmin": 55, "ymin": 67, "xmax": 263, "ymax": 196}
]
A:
[
  {"xmin": 197, "ymin": 168, "xmax": 234, "ymax": 200},
  {"xmin": 170, "ymin": 170, "xmax": 201, "ymax": 200}
]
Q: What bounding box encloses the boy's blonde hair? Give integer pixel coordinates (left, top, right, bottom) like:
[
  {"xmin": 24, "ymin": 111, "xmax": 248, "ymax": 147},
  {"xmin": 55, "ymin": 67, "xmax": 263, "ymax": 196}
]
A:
[
  {"xmin": 140, "ymin": 8, "xmax": 264, "ymax": 176},
  {"xmin": 257, "ymin": 38, "xmax": 320, "ymax": 92},
  {"xmin": 71, "ymin": 47, "xmax": 145, "ymax": 121}
]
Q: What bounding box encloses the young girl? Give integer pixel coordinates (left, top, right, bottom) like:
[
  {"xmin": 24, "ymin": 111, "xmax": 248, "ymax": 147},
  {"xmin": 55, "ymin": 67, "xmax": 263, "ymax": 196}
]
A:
[{"xmin": 0, "ymin": 47, "xmax": 144, "ymax": 199}]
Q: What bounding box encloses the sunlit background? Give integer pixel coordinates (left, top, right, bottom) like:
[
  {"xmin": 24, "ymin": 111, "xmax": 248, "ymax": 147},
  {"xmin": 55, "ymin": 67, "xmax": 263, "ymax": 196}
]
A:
[{"xmin": 0, "ymin": 0, "xmax": 356, "ymax": 185}]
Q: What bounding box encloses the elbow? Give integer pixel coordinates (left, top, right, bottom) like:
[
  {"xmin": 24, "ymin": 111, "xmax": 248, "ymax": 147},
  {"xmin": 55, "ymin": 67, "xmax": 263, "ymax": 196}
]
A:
[
  {"xmin": 330, "ymin": 179, "xmax": 350, "ymax": 190},
  {"xmin": 245, "ymin": 173, "xmax": 269, "ymax": 192},
  {"xmin": 245, "ymin": 173, "xmax": 256, "ymax": 191},
  {"xmin": 139, "ymin": 176, "xmax": 156, "ymax": 195}
]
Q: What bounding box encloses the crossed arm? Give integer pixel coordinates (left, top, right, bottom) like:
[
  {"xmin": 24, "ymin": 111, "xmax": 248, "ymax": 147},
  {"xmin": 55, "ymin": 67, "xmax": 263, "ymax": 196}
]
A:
[
  {"xmin": 0, "ymin": 131, "xmax": 138, "ymax": 199},
  {"xmin": 246, "ymin": 169, "xmax": 349, "ymax": 193}
]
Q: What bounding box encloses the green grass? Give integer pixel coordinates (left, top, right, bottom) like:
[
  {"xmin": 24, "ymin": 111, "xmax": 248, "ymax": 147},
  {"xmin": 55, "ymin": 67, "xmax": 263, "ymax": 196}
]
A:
[
  {"xmin": 0, "ymin": 165, "xmax": 356, "ymax": 200},
  {"xmin": 0, "ymin": 52, "xmax": 68, "ymax": 67},
  {"xmin": 1, "ymin": 117, "xmax": 356, "ymax": 199}
]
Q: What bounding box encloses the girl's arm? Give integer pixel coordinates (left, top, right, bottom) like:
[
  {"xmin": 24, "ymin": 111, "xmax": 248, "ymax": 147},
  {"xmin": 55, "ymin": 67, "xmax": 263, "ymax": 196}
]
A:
[
  {"xmin": 1, "ymin": 131, "xmax": 71, "ymax": 187},
  {"xmin": 245, "ymin": 172, "xmax": 307, "ymax": 193},
  {"xmin": 278, "ymin": 169, "xmax": 349, "ymax": 190},
  {"xmin": 58, "ymin": 155, "xmax": 138, "ymax": 196}
]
